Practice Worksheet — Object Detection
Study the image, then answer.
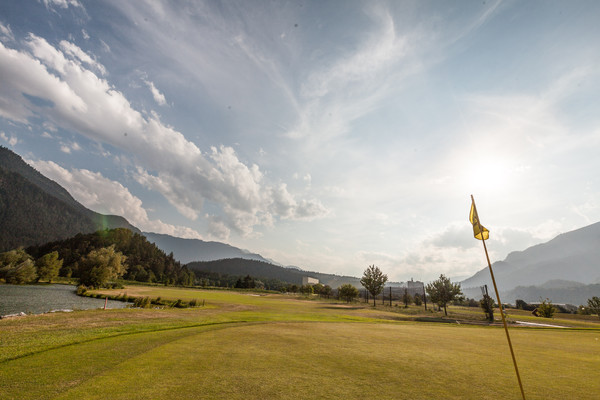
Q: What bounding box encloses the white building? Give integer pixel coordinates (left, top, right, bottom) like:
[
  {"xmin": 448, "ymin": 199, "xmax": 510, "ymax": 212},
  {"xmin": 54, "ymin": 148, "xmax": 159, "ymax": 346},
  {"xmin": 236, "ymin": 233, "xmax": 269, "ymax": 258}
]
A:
[{"xmin": 302, "ymin": 276, "xmax": 319, "ymax": 286}]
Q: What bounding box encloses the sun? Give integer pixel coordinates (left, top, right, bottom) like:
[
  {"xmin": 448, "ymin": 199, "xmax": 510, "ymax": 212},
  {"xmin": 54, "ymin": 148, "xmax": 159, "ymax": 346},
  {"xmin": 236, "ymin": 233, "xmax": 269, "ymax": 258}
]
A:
[{"xmin": 462, "ymin": 159, "xmax": 511, "ymax": 195}]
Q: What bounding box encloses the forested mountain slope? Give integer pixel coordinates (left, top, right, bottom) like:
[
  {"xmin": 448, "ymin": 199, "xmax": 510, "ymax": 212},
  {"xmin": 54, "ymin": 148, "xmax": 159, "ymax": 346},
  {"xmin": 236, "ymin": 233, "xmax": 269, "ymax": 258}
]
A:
[{"xmin": 0, "ymin": 146, "xmax": 138, "ymax": 251}]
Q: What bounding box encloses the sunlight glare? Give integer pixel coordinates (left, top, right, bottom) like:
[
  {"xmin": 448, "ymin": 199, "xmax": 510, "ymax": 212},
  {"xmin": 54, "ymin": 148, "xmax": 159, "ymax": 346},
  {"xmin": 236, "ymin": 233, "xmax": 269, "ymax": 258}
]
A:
[{"xmin": 462, "ymin": 159, "xmax": 511, "ymax": 195}]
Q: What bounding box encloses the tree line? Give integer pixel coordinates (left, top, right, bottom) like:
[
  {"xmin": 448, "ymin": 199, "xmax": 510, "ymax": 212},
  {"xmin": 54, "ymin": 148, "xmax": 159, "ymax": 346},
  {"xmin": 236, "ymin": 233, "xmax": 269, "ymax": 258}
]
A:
[{"xmin": 0, "ymin": 228, "xmax": 195, "ymax": 288}]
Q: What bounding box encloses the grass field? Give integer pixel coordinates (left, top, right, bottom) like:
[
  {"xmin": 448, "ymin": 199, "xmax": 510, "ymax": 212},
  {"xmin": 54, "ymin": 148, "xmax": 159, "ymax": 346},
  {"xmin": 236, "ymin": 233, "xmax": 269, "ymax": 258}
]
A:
[{"xmin": 1, "ymin": 286, "xmax": 599, "ymax": 399}]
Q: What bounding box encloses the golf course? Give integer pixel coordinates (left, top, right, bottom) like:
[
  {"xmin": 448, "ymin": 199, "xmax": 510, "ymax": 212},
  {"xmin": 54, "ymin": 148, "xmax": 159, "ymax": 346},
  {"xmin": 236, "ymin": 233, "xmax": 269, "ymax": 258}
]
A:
[{"xmin": 1, "ymin": 286, "xmax": 599, "ymax": 399}]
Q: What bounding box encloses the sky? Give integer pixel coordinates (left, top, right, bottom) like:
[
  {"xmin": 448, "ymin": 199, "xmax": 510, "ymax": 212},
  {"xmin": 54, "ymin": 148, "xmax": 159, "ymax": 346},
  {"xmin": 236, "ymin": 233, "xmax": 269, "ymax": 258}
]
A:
[{"xmin": 1, "ymin": 0, "xmax": 600, "ymax": 283}]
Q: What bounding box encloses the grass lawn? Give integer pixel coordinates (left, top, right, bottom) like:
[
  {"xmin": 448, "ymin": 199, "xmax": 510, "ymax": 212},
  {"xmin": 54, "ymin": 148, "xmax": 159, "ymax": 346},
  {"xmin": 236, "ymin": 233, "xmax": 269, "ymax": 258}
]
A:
[{"xmin": 1, "ymin": 286, "xmax": 599, "ymax": 399}]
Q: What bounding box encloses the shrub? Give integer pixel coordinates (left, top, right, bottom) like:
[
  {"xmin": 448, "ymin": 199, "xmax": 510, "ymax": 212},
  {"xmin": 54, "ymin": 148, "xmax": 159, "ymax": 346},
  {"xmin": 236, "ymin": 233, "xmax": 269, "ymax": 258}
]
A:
[
  {"xmin": 172, "ymin": 299, "xmax": 187, "ymax": 308},
  {"xmin": 76, "ymin": 285, "xmax": 88, "ymax": 295},
  {"xmin": 536, "ymin": 298, "xmax": 556, "ymax": 318},
  {"xmin": 133, "ymin": 296, "xmax": 152, "ymax": 308},
  {"xmin": 577, "ymin": 305, "xmax": 591, "ymax": 315},
  {"xmin": 587, "ymin": 296, "xmax": 600, "ymax": 319},
  {"xmin": 413, "ymin": 293, "xmax": 422, "ymax": 306}
]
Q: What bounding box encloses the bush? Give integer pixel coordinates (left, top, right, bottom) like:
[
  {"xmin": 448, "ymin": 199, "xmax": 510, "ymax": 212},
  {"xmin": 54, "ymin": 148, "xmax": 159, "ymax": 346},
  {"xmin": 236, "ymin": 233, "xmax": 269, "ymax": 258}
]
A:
[
  {"xmin": 536, "ymin": 298, "xmax": 556, "ymax": 318},
  {"xmin": 577, "ymin": 305, "xmax": 591, "ymax": 315},
  {"xmin": 104, "ymin": 282, "xmax": 124, "ymax": 289},
  {"xmin": 172, "ymin": 299, "xmax": 187, "ymax": 308},
  {"xmin": 466, "ymin": 298, "xmax": 479, "ymax": 307},
  {"xmin": 338, "ymin": 284, "xmax": 359, "ymax": 303},
  {"xmin": 76, "ymin": 285, "xmax": 87, "ymax": 295},
  {"xmin": 587, "ymin": 296, "xmax": 600, "ymax": 319},
  {"xmin": 413, "ymin": 293, "xmax": 422, "ymax": 306},
  {"xmin": 133, "ymin": 297, "xmax": 152, "ymax": 308}
]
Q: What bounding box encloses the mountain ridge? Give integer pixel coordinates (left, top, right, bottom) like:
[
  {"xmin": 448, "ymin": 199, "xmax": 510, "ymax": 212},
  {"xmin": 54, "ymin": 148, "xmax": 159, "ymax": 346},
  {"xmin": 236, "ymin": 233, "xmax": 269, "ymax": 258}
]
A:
[
  {"xmin": 141, "ymin": 231, "xmax": 273, "ymax": 264},
  {"xmin": 0, "ymin": 146, "xmax": 138, "ymax": 250},
  {"xmin": 460, "ymin": 221, "xmax": 600, "ymax": 303}
]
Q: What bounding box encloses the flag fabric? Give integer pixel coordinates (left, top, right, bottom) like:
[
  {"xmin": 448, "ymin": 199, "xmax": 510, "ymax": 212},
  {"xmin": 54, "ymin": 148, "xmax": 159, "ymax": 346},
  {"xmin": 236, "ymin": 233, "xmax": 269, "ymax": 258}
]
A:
[{"xmin": 469, "ymin": 201, "xmax": 489, "ymax": 240}]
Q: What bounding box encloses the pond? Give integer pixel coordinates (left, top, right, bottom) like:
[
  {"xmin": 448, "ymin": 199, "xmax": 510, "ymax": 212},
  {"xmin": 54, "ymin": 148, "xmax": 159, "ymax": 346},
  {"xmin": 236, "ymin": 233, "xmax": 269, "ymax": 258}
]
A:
[{"xmin": 0, "ymin": 284, "xmax": 127, "ymax": 316}]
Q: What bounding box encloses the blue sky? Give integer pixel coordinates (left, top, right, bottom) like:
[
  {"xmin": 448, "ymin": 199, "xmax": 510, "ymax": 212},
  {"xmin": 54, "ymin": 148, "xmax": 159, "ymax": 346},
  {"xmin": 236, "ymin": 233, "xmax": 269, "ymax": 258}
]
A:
[{"xmin": 1, "ymin": 0, "xmax": 600, "ymax": 282}]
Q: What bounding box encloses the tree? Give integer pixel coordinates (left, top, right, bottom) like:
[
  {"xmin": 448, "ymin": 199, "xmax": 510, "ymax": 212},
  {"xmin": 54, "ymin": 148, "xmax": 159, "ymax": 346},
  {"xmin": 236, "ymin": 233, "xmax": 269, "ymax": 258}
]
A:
[
  {"xmin": 78, "ymin": 245, "xmax": 127, "ymax": 288},
  {"xmin": 35, "ymin": 251, "xmax": 63, "ymax": 283},
  {"xmin": 338, "ymin": 284, "xmax": 359, "ymax": 303},
  {"xmin": 480, "ymin": 294, "xmax": 495, "ymax": 322},
  {"xmin": 360, "ymin": 265, "xmax": 388, "ymax": 307},
  {"xmin": 320, "ymin": 285, "xmax": 332, "ymax": 299},
  {"xmin": 536, "ymin": 298, "xmax": 556, "ymax": 318},
  {"xmin": 426, "ymin": 274, "xmax": 464, "ymax": 316},
  {"xmin": 586, "ymin": 297, "xmax": 600, "ymax": 319},
  {"xmin": 300, "ymin": 284, "xmax": 314, "ymax": 296},
  {"xmin": 402, "ymin": 290, "xmax": 412, "ymax": 308},
  {"xmin": 4, "ymin": 259, "xmax": 38, "ymax": 284},
  {"xmin": 413, "ymin": 293, "xmax": 422, "ymax": 306},
  {"xmin": 0, "ymin": 248, "xmax": 37, "ymax": 284},
  {"xmin": 0, "ymin": 248, "xmax": 31, "ymax": 267},
  {"xmin": 313, "ymin": 283, "xmax": 324, "ymax": 296}
]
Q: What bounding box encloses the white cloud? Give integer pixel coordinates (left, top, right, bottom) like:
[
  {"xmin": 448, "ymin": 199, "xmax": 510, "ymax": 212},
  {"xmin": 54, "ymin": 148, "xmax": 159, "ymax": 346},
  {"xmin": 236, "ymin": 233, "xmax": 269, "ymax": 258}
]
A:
[
  {"xmin": 289, "ymin": 6, "xmax": 413, "ymax": 143},
  {"xmin": 0, "ymin": 131, "xmax": 18, "ymax": 146},
  {"xmin": 42, "ymin": 0, "xmax": 82, "ymax": 10},
  {"xmin": 81, "ymin": 29, "xmax": 90, "ymax": 40},
  {"xmin": 59, "ymin": 141, "xmax": 80, "ymax": 153},
  {"xmin": 0, "ymin": 23, "xmax": 14, "ymax": 42},
  {"xmin": 206, "ymin": 215, "xmax": 231, "ymax": 241},
  {"xmin": 144, "ymin": 79, "xmax": 167, "ymax": 106},
  {"xmin": 27, "ymin": 159, "xmax": 202, "ymax": 239},
  {"xmin": 0, "ymin": 36, "xmax": 327, "ymax": 236},
  {"xmin": 99, "ymin": 39, "xmax": 111, "ymax": 53},
  {"xmin": 59, "ymin": 40, "xmax": 107, "ymax": 76}
]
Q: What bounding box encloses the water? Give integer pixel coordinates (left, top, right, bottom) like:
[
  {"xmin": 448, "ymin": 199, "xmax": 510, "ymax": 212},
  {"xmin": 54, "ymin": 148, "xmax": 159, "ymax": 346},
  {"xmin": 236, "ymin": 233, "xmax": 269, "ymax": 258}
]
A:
[{"xmin": 0, "ymin": 284, "xmax": 127, "ymax": 316}]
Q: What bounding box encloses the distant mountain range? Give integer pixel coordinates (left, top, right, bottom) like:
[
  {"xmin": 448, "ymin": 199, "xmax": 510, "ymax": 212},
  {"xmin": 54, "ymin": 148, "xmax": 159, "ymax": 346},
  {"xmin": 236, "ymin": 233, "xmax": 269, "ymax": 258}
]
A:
[
  {"xmin": 461, "ymin": 222, "xmax": 600, "ymax": 304},
  {"xmin": 142, "ymin": 232, "xmax": 273, "ymax": 264},
  {"xmin": 187, "ymin": 258, "xmax": 365, "ymax": 288},
  {"xmin": 0, "ymin": 146, "xmax": 138, "ymax": 251}
]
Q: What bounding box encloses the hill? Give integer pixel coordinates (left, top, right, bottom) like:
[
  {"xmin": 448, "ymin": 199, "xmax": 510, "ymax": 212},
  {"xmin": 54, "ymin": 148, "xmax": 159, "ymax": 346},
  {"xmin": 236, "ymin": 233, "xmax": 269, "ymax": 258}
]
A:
[
  {"xmin": 503, "ymin": 283, "xmax": 600, "ymax": 305},
  {"xmin": 0, "ymin": 146, "xmax": 138, "ymax": 251},
  {"xmin": 142, "ymin": 232, "xmax": 272, "ymax": 264},
  {"xmin": 187, "ymin": 258, "xmax": 363, "ymax": 288},
  {"xmin": 27, "ymin": 228, "xmax": 194, "ymax": 285},
  {"xmin": 461, "ymin": 222, "xmax": 600, "ymax": 303}
]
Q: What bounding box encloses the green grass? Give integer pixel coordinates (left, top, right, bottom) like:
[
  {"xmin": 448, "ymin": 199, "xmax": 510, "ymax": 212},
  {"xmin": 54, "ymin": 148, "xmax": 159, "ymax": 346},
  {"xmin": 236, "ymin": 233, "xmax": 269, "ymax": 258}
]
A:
[{"xmin": 1, "ymin": 285, "xmax": 599, "ymax": 399}]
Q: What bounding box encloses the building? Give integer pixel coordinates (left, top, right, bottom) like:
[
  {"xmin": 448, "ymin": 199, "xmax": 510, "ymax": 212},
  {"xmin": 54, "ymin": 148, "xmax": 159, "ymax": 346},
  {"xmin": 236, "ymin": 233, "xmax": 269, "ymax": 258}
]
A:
[
  {"xmin": 406, "ymin": 278, "xmax": 424, "ymax": 296},
  {"xmin": 302, "ymin": 276, "xmax": 319, "ymax": 286}
]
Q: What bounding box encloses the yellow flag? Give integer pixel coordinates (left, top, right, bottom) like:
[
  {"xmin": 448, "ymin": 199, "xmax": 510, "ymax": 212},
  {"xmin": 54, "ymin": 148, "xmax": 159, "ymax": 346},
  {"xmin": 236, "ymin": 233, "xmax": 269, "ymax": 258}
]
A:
[{"xmin": 469, "ymin": 201, "xmax": 489, "ymax": 240}]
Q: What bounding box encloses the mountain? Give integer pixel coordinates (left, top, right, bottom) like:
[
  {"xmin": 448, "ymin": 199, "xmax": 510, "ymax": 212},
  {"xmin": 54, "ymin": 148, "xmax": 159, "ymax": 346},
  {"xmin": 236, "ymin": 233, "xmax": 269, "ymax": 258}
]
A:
[
  {"xmin": 187, "ymin": 258, "xmax": 364, "ymax": 288},
  {"xmin": 503, "ymin": 283, "xmax": 600, "ymax": 306},
  {"xmin": 142, "ymin": 232, "xmax": 273, "ymax": 264},
  {"xmin": 461, "ymin": 222, "xmax": 600, "ymax": 303},
  {"xmin": 0, "ymin": 146, "xmax": 138, "ymax": 251}
]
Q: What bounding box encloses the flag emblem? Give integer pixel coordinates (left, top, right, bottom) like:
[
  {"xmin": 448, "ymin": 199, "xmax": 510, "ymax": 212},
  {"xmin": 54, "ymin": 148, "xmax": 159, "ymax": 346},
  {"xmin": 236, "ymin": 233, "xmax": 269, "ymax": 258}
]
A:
[{"xmin": 469, "ymin": 201, "xmax": 489, "ymax": 240}]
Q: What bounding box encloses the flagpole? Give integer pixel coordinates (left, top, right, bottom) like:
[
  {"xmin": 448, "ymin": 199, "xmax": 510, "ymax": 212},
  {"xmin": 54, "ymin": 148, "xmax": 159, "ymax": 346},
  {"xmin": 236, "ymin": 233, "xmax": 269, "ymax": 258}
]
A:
[{"xmin": 471, "ymin": 195, "xmax": 526, "ymax": 400}]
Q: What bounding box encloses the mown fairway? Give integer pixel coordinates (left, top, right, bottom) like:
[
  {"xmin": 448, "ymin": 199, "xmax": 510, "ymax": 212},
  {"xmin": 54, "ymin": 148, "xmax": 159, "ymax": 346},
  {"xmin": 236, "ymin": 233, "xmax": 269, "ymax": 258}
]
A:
[{"xmin": 1, "ymin": 286, "xmax": 599, "ymax": 399}]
